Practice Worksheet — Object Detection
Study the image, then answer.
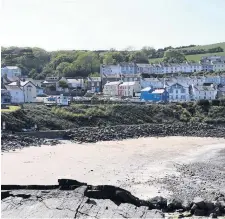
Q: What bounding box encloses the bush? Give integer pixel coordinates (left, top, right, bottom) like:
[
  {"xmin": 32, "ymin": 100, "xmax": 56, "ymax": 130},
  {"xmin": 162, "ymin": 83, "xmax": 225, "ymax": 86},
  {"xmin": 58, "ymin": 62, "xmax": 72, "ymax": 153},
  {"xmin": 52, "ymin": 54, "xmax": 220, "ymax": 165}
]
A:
[
  {"xmin": 220, "ymin": 99, "xmax": 225, "ymax": 106},
  {"xmin": 197, "ymin": 99, "xmax": 210, "ymax": 107},
  {"xmin": 211, "ymin": 99, "xmax": 220, "ymax": 106}
]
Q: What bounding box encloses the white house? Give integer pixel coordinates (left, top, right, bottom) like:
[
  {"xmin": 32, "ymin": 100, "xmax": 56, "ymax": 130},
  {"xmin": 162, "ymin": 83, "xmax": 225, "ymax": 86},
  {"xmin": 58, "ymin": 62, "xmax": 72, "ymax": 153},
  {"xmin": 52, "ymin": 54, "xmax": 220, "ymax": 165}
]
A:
[
  {"xmin": 166, "ymin": 82, "xmax": 190, "ymax": 102},
  {"xmin": 212, "ymin": 61, "xmax": 225, "ymax": 72},
  {"xmin": 5, "ymin": 80, "xmax": 37, "ymax": 103},
  {"xmin": 4, "ymin": 85, "xmax": 24, "ymax": 103},
  {"xmin": 118, "ymin": 81, "xmax": 141, "ymax": 97},
  {"xmin": 192, "ymin": 84, "xmax": 217, "ymax": 100},
  {"xmin": 1, "ymin": 66, "xmax": 22, "ymax": 78},
  {"xmin": 67, "ymin": 78, "xmax": 85, "ymax": 89},
  {"xmin": 103, "ymin": 81, "xmax": 122, "ymax": 96}
]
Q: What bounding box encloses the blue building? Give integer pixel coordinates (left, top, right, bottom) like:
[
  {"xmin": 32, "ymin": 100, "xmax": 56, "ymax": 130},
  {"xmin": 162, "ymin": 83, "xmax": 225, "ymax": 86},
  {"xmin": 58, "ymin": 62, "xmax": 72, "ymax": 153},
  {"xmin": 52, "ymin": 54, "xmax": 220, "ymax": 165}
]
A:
[
  {"xmin": 140, "ymin": 87, "xmax": 169, "ymax": 102},
  {"xmin": 205, "ymin": 76, "xmax": 221, "ymax": 85}
]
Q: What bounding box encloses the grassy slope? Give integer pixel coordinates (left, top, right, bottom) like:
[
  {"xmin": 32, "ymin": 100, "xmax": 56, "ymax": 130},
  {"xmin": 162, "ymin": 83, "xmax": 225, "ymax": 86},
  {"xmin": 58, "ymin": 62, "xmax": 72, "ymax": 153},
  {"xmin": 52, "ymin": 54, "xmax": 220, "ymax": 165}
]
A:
[
  {"xmin": 1, "ymin": 106, "xmax": 21, "ymax": 112},
  {"xmin": 149, "ymin": 42, "xmax": 225, "ymax": 63},
  {"xmin": 1, "ymin": 103, "xmax": 225, "ymax": 131}
]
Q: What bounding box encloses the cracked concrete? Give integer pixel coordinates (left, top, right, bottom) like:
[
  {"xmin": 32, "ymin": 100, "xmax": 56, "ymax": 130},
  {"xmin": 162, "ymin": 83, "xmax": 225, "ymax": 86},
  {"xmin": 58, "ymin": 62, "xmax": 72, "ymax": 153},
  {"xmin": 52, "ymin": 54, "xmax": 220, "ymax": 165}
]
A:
[{"xmin": 1, "ymin": 186, "xmax": 164, "ymax": 218}]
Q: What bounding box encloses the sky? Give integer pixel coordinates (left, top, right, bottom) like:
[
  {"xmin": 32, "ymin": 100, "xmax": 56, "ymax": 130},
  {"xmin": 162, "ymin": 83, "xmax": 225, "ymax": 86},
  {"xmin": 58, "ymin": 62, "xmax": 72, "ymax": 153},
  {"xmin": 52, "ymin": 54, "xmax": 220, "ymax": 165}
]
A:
[{"xmin": 1, "ymin": 0, "xmax": 225, "ymax": 51}]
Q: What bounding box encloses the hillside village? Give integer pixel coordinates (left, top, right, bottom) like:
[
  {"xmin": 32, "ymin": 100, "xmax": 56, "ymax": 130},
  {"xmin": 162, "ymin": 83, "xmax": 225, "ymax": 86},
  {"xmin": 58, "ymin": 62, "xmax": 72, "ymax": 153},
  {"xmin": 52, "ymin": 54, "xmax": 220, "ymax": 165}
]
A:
[{"xmin": 1, "ymin": 55, "xmax": 225, "ymax": 104}]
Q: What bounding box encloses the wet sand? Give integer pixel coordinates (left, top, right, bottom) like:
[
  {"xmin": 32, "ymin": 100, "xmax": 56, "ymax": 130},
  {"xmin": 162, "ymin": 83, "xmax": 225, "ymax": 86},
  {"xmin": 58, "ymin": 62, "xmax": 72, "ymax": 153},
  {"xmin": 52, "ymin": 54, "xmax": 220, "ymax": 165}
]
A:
[{"xmin": 1, "ymin": 137, "xmax": 225, "ymax": 199}]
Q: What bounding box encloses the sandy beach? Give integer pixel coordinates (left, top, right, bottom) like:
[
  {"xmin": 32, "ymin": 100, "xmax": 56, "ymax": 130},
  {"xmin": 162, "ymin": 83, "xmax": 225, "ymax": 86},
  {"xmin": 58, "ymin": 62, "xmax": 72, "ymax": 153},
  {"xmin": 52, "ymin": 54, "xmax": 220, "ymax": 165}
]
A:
[{"xmin": 1, "ymin": 136, "xmax": 225, "ymax": 199}]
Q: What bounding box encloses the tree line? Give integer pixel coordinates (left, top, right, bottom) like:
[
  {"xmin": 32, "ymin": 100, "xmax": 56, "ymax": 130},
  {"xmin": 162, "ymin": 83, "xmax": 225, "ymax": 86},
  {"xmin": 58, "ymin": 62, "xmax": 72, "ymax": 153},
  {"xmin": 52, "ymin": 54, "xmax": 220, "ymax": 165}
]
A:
[{"xmin": 1, "ymin": 45, "xmax": 223, "ymax": 79}]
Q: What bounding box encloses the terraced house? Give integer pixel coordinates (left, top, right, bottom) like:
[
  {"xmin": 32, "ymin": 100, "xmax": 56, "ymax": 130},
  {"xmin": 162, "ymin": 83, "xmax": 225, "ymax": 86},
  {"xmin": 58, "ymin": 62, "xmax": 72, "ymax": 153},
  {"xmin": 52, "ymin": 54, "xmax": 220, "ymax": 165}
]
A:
[
  {"xmin": 166, "ymin": 82, "xmax": 190, "ymax": 102},
  {"xmin": 192, "ymin": 84, "xmax": 217, "ymax": 100},
  {"xmin": 212, "ymin": 61, "xmax": 225, "ymax": 72}
]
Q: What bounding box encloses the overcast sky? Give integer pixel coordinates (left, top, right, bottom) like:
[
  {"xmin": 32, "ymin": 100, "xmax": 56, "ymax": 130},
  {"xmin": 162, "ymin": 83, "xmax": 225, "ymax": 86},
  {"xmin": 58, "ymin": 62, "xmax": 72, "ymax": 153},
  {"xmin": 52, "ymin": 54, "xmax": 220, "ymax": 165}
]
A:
[{"xmin": 1, "ymin": 0, "xmax": 225, "ymax": 51}]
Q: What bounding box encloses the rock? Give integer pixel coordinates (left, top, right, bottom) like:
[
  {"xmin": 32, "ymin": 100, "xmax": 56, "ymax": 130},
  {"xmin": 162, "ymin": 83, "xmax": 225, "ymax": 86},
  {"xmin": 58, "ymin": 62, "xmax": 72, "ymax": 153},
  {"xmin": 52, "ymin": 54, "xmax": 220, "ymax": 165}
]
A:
[
  {"xmin": 182, "ymin": 200, "xmax": 192, "ymax": 210},
  {"xmin": 149, "ymin": 196, "xmax": 167, "ymax": 209},
  {"xmin": 190, "ymin": 203, "xmax": 198, "ymax": 214},
  {"xmin": 1, "ymin": 182, "xmax": 165, "ymax": 218},
  {"xmin": 193, "ymin": 196, "xmax": 205, "ymax": 209},
  {"xmin": 205, "ymin": 201, "xmax": 215, "ymax": 211},
  {"xmin": 194, "ymin": 209, "xmax": 205, "ymax": 216},
  {"xmin": 210, "ymin": 212, "xmax": 217, "ymax": 218},
  {"xmin": 58, "ymin": 178, "xmax": 87, "ymax": 190},
  {"xmin": 167, "ymin": 198, "xmax": 183, "ymax": 211}
]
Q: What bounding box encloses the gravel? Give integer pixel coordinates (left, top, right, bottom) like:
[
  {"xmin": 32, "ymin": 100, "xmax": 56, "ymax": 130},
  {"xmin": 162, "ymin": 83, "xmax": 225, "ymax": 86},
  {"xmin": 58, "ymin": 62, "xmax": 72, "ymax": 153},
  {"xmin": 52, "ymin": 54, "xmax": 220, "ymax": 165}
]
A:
[
  {"xmin": 64, "ymin": 123, "xmax": 225, "ymax": 143},
  {"xmin": 1, "ymin": 133, "xmax": 60, "ymax": 152}
]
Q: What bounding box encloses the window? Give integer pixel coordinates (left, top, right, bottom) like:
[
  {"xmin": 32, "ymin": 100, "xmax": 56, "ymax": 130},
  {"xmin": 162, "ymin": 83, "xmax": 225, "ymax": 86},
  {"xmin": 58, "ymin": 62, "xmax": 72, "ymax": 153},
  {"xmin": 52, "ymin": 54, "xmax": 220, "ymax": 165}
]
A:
[
  {"xmin": 176, "ymin": 95, "xmax": 178, "ymax": 99},
  {"xmin": 97, "ymin": 82, "xmax": 99, "ymax": 86},
  {"xmin": 92, "ymin": 82, "xmax": 94, "ymax": 86},
  {"xmin": 176, "ymin": 90, "xmax": 178, "ymax": 94}
]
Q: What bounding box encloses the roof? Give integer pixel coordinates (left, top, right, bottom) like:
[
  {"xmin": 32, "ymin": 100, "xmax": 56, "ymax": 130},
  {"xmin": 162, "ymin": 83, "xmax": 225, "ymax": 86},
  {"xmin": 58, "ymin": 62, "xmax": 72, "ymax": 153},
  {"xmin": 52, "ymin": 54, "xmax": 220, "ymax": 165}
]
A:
[
  {"xmin": 8, "ymin": 81, "xmax": 30, "ymax": 87},
  {"xmin": 105, "ymin": 81, "xmax": 122, "ymax": 86},
  {"xmin": 166, "ymin": 82, "xmax": 189, "ymax": 88},
  {"xmin": 89, "ymin": 77, "xmax": 101, "ymax": 81},
  {"xmin": 151, "ymin": 89, "xmax": 166, "ymax": 94},
  {"xmin": 43, "ymin": 80, "xmax": 56, "ymax": 84},
  {"xmin": 194, "ymin": 85, "xmax": 216, "ymax": 91},
  {"xmin": 67, "ymin": 79, "xmax": 82, "ymax": 83},
  {"xmin": 218, "ymin": 87, "xmax": 225, "ymax": 92},
  {"xmin": 137, "ymin": 64, "xmax": 152, "ymax": 68},
  {"xmin": 5, "ymin": 85, "xmax": 22, "ymax": 90},
  {"xmin": 5, "ymin": 66, "xmax": 20, "ymax": 70},
  {"xmin": 119, "ymin": 82, "xmax": 136, "ymax": 86},
  {"xmin": 141, "ymin": 87, "xmax": 152, "ymax": 92},
  {"xmin": 142, "ymin": 78, "xmax": 160, "ymax": 82}
]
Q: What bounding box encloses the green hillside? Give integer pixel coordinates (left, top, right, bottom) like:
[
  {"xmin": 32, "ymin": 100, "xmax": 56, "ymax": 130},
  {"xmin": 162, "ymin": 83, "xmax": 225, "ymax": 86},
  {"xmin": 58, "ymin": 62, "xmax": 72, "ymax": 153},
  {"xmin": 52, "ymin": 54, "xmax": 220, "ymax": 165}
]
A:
[
  {"xmin": 177, "ymin": 42, "xmax": 225, "ymax": 51},
  {"xmin": 149, "ymin": 42, "xmax": 225, "ymax": 63}
]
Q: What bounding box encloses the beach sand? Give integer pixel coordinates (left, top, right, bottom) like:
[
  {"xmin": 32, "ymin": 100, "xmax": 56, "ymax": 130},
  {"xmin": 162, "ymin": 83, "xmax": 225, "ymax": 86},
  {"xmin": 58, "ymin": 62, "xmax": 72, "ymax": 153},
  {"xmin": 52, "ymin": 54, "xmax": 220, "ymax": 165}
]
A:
[{"xmin": 1, "ymin": 136, "xmax": 225, "ymax": 199}]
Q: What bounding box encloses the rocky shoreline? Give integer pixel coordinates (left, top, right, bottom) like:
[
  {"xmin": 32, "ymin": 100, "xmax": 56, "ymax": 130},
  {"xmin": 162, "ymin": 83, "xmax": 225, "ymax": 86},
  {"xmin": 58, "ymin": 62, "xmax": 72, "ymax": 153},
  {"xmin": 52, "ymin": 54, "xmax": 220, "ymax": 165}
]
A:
[
  {"xmin": 1, "ymin": 179, "xmax": 225, "ymax": 218},
  {"xmin": 64, "ymin": 122, "xmax": 225, "ymax": 143},
  {"xmin": 1, "ymin": 133, "xmax": 60, "ymax": 152},
  {"xmin": 1, "ymin": 123, "xmax": 225, "ymax": 151}
]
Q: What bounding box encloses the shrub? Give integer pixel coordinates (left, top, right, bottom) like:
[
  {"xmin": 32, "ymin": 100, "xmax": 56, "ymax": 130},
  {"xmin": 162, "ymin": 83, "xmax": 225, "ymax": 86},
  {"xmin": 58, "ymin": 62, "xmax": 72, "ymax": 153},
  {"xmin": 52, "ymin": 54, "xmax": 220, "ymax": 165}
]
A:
[
  {"xmin": 211, "ymin": 99, "xmax": 220, "ymax": 106},
  {"xmin": 197, "ymin": 99, "xmax": 210, "ymax": 107}
]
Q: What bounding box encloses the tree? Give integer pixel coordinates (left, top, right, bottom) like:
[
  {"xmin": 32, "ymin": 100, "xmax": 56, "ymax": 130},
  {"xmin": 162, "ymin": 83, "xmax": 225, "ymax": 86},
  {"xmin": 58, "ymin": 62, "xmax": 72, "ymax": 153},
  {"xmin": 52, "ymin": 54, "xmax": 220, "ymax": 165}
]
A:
[
  {"xmin": 58, "ymin": 80, "xmax": 68, "ymax": 89},
  {"xmin": 51, "ymin": 54, "xmax": 74, "ymax": 69},
  {"xmin": 28, "ymin": 69, "xmax": 37, "ymax": 78},
  {"xmin": 141, "ymin": 46, "xmax": 156, "ymax": 58},
  {"xmin": 103, "ymin": 54, "xmax": 115, "ymax": 65},
  {"xmin": 163, "ymin": 50, "xmax": 187, "ymax": 63},
  {"xmin": 56, "ymin": 62, "xmax": 71, "ymax": 76},
  {"xmin": 129, "ymin": 51, "xmax": 149, "ymax": 63}
]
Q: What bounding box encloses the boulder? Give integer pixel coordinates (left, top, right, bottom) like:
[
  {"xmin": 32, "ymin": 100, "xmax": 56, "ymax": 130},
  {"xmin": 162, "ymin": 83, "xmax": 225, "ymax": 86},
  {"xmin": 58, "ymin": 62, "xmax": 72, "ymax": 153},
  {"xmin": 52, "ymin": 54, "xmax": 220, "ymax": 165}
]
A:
[{"xmin": 193, "ymin": 196, "xmax": 205, "ymax": 209}]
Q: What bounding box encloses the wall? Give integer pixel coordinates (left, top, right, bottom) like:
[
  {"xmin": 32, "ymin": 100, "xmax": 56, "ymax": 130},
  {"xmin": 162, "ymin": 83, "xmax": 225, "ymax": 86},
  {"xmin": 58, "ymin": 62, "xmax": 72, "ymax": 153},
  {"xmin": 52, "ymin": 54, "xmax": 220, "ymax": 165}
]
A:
[
  {"xmin": 9, "ymin": 89, "xmax": 24, "ymax": 103},
  {"xmin": 15, "ymin": 130, "xmax": 67, "ymax": 139},
  {"xmin": 23, "ymin": 82, "xmax": 37, "ymax": 102}
]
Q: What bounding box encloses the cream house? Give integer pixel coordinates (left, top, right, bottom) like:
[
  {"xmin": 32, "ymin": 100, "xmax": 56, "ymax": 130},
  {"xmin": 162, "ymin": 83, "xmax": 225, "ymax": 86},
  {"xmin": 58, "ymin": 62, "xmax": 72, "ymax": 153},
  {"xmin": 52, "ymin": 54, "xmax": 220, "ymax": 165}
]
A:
[
  {"xmin": 103, "ymin": 81, "xmax": 122, "ymax": 96},
  {"xmin": 118, "ymin": 81, "xmax": 141, "ymax": 97}
]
